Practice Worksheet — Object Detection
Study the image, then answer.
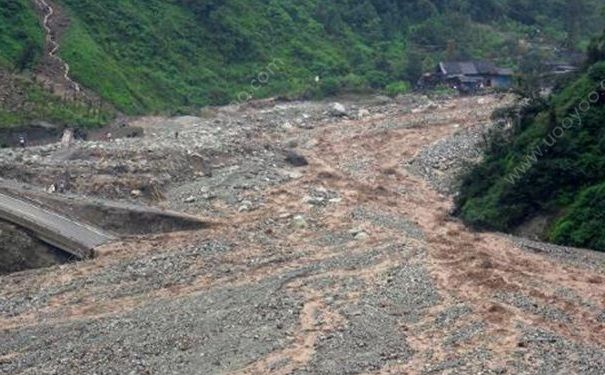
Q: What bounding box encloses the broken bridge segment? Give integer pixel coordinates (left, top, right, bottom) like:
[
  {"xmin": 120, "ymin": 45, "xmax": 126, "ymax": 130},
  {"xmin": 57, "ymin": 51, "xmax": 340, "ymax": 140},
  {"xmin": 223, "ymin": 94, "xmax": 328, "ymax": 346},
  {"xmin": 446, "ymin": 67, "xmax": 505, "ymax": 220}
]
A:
[{"xmin": 0, "ymin": 193, "xmax": 115, "ymax": 259}]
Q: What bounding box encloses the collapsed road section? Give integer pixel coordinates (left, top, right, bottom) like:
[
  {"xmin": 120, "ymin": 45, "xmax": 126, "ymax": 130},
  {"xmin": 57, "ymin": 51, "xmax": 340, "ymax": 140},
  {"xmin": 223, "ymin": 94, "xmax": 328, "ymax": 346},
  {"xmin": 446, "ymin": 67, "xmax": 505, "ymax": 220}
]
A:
[{"xmin": 0, "ymin": 192, "xmax": 114, "ymax": 259}]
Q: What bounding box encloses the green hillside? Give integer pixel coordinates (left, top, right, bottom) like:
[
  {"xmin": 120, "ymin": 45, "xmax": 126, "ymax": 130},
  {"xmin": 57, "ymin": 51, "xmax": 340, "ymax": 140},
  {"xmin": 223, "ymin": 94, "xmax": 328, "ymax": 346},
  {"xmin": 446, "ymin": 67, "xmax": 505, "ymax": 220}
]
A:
[
  {"xmin": 0, "ymin": 0, "xmax": 604, "ymax": 127},
  {"xmin": 0, "ymin": 0, "xmax": 114, "ymax": 129},
  {"xmin": 456, "ymin": 30, "xmax": 605, "ymax": 251},
  {"xmin": 0, "ymin": 0, "xmax": 43, "ymax": 69}
]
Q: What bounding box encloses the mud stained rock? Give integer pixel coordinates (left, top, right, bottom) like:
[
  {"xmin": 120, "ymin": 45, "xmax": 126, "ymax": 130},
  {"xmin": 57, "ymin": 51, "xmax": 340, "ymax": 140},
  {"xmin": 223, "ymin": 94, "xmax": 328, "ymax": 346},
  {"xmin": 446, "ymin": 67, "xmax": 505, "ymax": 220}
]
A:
[
  {"xmin": 298, "ymin": 305, "xmax": 413, "ymax": 375},
  {"xmin": 2, "ymin": 94, "xmax": 604, "ymax": 373},
  {"xmin": 510, "ymin": 328, "xmax": 605, "ymax": 374},
  {"xmin": 368, "ymin": 264, "xmax": 441, "ymax": 323},
  {"xmin": 0, "ymin": 278, "xmax": 302, "ymax": 375},
  {"xmin": 0, "ymin": 220, "xmax": 69, "ymax": 274},
  {"xmin": 352, "ymin": 207, "xmax": 425, "ymax": 240}
]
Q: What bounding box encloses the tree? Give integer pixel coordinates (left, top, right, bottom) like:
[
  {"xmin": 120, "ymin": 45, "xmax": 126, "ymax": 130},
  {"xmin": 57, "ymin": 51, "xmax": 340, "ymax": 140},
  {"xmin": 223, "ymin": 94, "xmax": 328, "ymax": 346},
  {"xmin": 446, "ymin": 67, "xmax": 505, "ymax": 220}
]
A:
[
  {"xmin": 405, "ymin": 48, "xmax": 424, "ymax": 84},
  {"xmin": 563, "ymin": 0, "xmax": 584, "ymax": 51}
]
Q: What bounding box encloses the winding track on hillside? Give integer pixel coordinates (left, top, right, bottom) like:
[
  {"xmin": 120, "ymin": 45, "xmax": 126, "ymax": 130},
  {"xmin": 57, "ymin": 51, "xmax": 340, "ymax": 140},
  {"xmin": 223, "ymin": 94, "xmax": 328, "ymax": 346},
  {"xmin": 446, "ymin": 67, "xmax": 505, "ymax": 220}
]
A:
[{"xmin": 34, "ymin": 0, "xmax": 80, "ymax": 93}]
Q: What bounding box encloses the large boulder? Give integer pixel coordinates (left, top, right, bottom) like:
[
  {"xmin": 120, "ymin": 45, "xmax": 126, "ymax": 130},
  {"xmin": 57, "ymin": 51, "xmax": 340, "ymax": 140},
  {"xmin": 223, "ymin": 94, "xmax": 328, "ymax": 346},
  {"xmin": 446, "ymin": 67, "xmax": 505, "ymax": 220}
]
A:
[
  {"xmin": 330, "ymin": 103, "xmax": 348, "ymax": 117},
  {"xmin": 285, "ymin": 150, "xmax": 309, "ymax": 167}
]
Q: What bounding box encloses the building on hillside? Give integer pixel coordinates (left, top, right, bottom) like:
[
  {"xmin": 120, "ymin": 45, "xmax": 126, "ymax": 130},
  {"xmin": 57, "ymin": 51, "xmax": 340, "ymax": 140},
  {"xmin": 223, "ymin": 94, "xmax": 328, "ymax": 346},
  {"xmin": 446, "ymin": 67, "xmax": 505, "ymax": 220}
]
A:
[{"xmin": 419, "ymin": 60, "xmax": 514, "ymax": 93}]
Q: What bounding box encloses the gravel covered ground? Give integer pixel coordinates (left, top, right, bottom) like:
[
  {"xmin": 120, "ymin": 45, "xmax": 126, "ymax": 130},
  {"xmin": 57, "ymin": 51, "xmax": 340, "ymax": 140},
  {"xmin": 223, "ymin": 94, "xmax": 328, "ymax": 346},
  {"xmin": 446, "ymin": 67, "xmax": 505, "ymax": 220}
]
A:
[{"xmin": 1, "ymin": 94, "xmax": 604, "ymax": 374}]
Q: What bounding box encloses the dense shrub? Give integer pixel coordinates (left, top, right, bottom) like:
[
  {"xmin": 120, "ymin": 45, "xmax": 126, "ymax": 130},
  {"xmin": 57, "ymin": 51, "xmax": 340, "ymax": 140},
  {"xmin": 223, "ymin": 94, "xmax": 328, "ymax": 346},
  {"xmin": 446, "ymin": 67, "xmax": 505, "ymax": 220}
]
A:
[
  {"xmin": 550, "ymin": 183, "xmax": 605, "ymax": 251},
  {"xmin": 456, "ymin": 30, "xmax": 605, "ymax": 252},
  {"xmin": 385, "ymin": 81, "xmax": 411, "ymax": 97}
]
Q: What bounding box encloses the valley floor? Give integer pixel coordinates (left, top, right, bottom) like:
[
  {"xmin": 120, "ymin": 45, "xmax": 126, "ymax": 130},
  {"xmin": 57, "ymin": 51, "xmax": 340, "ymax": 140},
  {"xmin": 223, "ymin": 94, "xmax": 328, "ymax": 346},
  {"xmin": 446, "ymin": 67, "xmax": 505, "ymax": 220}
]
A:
[{"xmin": 0, "ymin": 94, "xmax": 604, "ymax": 374}]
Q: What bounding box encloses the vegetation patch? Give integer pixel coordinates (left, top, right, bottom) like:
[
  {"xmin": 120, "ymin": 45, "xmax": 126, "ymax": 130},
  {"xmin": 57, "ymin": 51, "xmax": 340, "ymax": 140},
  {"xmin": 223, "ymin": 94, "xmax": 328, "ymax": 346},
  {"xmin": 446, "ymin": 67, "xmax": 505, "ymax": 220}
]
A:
[{"xmin": 456, "ymin": 31, "xmax": 605, "ymax": 251}]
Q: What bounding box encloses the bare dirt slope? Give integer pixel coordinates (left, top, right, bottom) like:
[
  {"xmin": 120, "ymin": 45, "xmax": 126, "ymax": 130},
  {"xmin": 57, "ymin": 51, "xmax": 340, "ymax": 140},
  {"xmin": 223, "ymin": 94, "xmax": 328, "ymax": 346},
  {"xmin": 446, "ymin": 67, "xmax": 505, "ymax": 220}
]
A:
[{"xmin": 0, "ymin": 94, "xmax": 604, "ymax": 374}]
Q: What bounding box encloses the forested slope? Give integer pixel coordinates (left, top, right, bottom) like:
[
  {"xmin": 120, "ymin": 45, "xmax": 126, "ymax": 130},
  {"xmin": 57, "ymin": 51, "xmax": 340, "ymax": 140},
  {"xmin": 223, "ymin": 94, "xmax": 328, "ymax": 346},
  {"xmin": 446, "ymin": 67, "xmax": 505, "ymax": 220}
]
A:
[
  {"xmin": 456, "ymin": 30, "xmax": 605, "ymax": 251},
  {"xmin": 0, "ymin": 0, "xmax": 603, "ymax": 125}
]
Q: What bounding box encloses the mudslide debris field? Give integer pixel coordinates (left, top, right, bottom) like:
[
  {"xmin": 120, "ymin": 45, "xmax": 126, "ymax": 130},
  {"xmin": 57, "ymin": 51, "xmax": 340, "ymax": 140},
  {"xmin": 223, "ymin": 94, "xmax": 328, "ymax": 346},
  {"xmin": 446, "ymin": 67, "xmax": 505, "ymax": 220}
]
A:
[{"xmin": 1, "ymin": 94, "xmax": 604, "ymax": 374}]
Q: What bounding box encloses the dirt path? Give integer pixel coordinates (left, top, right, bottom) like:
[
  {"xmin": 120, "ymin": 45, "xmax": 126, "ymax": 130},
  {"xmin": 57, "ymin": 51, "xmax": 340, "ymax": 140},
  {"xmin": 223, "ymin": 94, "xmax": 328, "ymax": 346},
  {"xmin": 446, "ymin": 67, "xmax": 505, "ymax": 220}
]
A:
[
  {"xmin": 0, "ymin": 95, "xmax": 603, "ymax": 374},
  {"xmin": 34, "ymin": 0, "xmax": 81, "ymax": 96}
]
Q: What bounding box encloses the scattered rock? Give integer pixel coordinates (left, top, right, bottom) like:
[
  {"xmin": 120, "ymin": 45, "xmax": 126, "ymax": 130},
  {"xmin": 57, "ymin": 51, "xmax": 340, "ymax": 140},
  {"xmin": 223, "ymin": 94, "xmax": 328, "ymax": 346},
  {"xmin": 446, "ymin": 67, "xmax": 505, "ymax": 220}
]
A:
[
  {"xmin": 291, "ymin": 215, "xmax": 308, "ymax": 229},
  {"xmin": 357, "ymin": 109, "xmax": 370, "ymax": 119},
  {"xmin": 427, "ymin": 101, "xmax": 439, "ymax": 110},
  {"xmin": 302, "ymin": 195, "xmax": 325, "ymax": 206},
  {"xmin": 354, "ymin": 232, "xmax": 370, "ymax": 241},
  {"xmin": 60, "ymin": 128, "xmax": 74, "ymax": 149},
  {"xmin": 375, "ymin": 95, "xmax": 393, "ymax": 103},
  {"xmin": 330, "ymin": 103, "xmax": 348, "ymax": 117},
  {"xmin": 238, "ymin": 200, "xmax": 253, "ymax": 212},
  {"xmin": 285, "ymin": 138, "xmax": 299, "ymax": 148},
  {"xmin": 285, "ymin": 150, "xmax": 309, "ymax": 167}
]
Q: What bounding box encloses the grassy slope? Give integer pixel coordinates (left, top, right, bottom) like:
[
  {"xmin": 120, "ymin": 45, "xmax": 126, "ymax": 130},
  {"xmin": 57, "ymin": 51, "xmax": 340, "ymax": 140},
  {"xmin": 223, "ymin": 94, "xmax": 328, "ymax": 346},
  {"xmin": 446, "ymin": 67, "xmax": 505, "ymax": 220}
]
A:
[
  {"xmin": 0, "ymin": 78, "xmax": 114, "ymax": 129},
  {"xmin": 59, "ymin": 0, "xmax": 399, "ymax": 114},
  {"xmin": 57, "ymin": 0, "xmax": 603, "ymax": 115},
  {"xmin": 0, "ymin": 0, "xmax": 43, "ymax": 69},
  {"xmin": 456, "ymin": 49, "xmax": 605, "ymax": 251},
  {"xmin": 1, "ymin": 0, "xmax": 604, "ymax": 126},
  {"xmin": 0, "ymin": 0, "xmax": 112, "ymax": 129}
]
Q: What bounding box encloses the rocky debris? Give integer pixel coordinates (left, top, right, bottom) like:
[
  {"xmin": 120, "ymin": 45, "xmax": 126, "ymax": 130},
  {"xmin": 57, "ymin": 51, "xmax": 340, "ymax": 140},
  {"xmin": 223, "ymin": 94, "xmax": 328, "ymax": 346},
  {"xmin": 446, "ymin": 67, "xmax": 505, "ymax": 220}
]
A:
[
  {"xmin": 0, "ymin": 94, "xmax": 603, "ymax": 374},
  {"xmin": 285, "ymin": 150, "xmax": 309, "ymax": 167},
  {"xmin": 408, "ymin": 124, "xmax": 488, "ymax": 194},
  {"xmin": 510, "ymin": 235, "xmax": 605, "ymax": 272},
  {"xmin": 238, "ymin": 200, "xmax": 254, "ymax": 212},
  {"xmin": 297, "ymin": 304, "xmax": 413, "ymax": 374},
  {"xmin": 368, "ymin": 262, "xmax": 440, "ymax": 323},
  {"xmin": 352, "ymin": 207, "xmax": 425, "ymax": 240},
  {"xmin": 0, "ymin": 277, "xmax": 302, "ymax": 375},
  {"xmin": 302, "ymin": 187, "xmax": 340, "ymax": 207},
  {"xmin": 434, "ymin": 304, "xmax": 473, "ymax": 328},
  {"xmin": 60, "ymin": 128, "xmax": 74, "ymax": 149},
  {"xmin": 0, "ymin": 240, "xmax": 234, "ymax": 318},
  {"xmin": 443, "ymin": 321, "xmax": 486, "ymax": 347},
  {"xmin": 357, "ymin": 108, "xmax": 370, "ymax": 119},
  {"xmin": 330, "ymin": 102, "xmax": 348, "ymax": 117},
  {"xmin": 353, "ymin": 232, "xmax": 370, "ymax": 241},
  {"xmin": 511, "ymin": 327, "xmax": 605, "ymax": 374},
  {"xmin": 495, "ymin": 292, "xmax": 572, "ymax": 324},
  {"xmin": 421, "ymin": 349, "xmax": 494, "ymax": 374},
  {"xmin": 290, "ymin": 215, "xmax": 308, "ymax": 229}
]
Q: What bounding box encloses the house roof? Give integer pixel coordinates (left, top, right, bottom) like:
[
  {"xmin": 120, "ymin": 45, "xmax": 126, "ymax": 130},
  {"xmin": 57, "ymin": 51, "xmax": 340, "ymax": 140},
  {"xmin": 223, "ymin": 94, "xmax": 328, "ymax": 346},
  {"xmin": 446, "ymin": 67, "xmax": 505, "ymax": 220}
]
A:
[{"xmin": 439, "ymin": 61, "xmax": 513, "ymax": 76}]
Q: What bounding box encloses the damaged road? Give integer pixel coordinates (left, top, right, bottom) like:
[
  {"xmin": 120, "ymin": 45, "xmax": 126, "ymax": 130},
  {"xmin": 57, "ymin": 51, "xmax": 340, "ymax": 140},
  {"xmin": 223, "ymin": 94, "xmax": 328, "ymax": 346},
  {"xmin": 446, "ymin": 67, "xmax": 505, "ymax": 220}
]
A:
[
  {"xmin": 0, "ymin": 94, "xmax": 604, "ymax": 374},
  {"xmin": 0, "ymin": 192, "xmax": 114, "ymax": 259}
]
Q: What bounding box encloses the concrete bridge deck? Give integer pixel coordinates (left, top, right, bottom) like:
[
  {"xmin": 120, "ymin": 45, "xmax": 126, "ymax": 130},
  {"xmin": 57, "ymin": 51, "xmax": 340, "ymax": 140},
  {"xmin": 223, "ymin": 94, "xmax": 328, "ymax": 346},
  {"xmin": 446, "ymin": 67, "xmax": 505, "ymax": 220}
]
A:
[{"xmin": 0, "ymin": 193, "xmax": 115, "ymax": 259}]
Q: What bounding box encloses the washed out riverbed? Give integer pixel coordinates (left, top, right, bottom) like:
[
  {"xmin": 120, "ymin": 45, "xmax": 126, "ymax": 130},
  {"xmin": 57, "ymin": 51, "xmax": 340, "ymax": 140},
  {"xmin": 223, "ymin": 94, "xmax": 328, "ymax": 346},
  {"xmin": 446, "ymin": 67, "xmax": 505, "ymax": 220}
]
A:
[{"xmin": 0, "ymin": 94, "xmax": 604, "ymax": 374}]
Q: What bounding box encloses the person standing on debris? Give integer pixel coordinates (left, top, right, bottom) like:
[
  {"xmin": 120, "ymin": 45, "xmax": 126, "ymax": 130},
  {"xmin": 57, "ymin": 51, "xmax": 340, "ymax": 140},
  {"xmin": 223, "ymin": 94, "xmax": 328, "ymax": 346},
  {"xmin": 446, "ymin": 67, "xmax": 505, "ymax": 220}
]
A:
[
  {"xmin": 18, "ymin": 135, "xmax": 26, "ymax": 148},
  {"xmin": 106, "ymin": 132, "xmax": 113, "ymax": 142},
  {"xmin": 175, "ymin": 131, "xmax": 179, "ymax": 140}
]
